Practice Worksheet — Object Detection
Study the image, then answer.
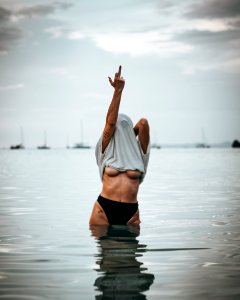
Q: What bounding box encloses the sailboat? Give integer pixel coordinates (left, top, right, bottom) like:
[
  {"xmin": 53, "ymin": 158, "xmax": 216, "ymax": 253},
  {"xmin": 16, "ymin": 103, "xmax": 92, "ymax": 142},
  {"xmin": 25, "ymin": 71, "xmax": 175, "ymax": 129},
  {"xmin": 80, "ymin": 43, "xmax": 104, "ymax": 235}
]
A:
[
  {"xmin": 151, "ymin": 143, "xmax": 161, "ymax": 149},
  {"xmin": 10, "ymin": 127, "xmax": 25, "ymax": 149},
  {"xmin": 196, "ymin": 128, "xmax": 210, "ymax": 148},
  {"xmin": 151, "ymin": 129, "xmax": 161, "ymax": 149},
  {"xmin": 66, "ymin": 135, "xmax": 70, "ymax": 149},
  {"xmin": 37, "ymin": 131, "xmax": 50, "ymax": 149},
  {"xmin": 72, "ymin": 121, "xmax": 90, "ymax": 149}
]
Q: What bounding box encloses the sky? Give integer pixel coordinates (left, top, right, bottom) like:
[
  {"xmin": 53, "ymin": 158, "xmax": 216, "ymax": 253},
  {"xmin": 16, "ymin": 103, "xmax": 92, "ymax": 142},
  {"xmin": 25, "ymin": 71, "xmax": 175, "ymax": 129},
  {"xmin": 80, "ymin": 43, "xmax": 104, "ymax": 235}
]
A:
[{"xmin": 0, "ymin": 0, "xmax": 240, "ymax": 148}]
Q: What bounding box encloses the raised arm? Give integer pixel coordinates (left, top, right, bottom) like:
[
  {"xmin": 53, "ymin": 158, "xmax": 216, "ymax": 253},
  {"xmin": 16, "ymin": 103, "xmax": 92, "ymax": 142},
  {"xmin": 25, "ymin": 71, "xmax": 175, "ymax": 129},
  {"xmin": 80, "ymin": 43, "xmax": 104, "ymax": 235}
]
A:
[{"xmin": 101, "ymin": 66, "xmax": 125, "ymax": 153}]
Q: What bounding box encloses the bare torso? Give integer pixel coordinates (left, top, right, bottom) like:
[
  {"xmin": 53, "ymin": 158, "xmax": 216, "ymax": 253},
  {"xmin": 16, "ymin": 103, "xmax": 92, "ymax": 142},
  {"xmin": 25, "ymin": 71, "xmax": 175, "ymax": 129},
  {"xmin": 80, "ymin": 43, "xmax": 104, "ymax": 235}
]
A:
[
  {"xmin": 101, "ymin": 167, "xmax": 141, "ymax": 202},
  {"xmin": 89, "ymin": 167, "xmax": 142, "ymax": 225},
  {"xmin": 89, "ymin": 66, "xmax": 149, "ymax": 226}
]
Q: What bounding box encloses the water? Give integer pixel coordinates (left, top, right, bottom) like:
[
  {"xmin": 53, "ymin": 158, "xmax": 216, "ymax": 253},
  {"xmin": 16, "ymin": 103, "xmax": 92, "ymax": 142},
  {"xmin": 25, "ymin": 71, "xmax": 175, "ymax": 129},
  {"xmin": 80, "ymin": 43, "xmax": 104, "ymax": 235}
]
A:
[{"xmin": 0, "ymin": 149, "xmax": 239, "ymax": 299}]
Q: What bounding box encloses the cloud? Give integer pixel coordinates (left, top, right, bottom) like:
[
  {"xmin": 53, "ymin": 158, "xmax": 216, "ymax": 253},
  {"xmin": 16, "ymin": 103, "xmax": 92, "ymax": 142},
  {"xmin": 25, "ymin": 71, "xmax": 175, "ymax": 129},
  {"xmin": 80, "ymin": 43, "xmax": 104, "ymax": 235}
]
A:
[
  {"xmin": 0, "ymin": 2, "xmax": 73, "ymax": 53},
  {"xmin": 176, "ymin": 28, "xmax": 240, "ymax": 46},
  {"xmin": 54, "ymin": 2, "xmax": 73, "ymax": 10},
  {"xmin": 45, "ymin": 26, "xmax": 85, "ymax": 40},
  {"xmin": 176, "ymin": 26, "xmax": 240, "ymax": 74},
  {"xmin": 17, "ymin": 4, "xmax": 56, "ymax": 18},
  {"xmin": 45, "ymin": 26, "xmax": 66, "ymax": 39},
  {"xmin": 228, "ymin": 17, "xmax": 240, "ymax": 29},
  {"xmin": 16, "ymin": 2, "xmax": 73, "ymax": 18},
  {"xmin": 173, "ymin": 0, "xmax": 240, "ymax": 75},
  {"xmin": 192, "ymin": 19, "xmax": 235, "ymax": 32},
  {"xmin": 0, "ymin": 6, "xmax": 23, "ymax": 53},
  {"xmin": 185, "ymin": 0, "xmax": 240, "ymax": 19},
  {"xmin": 0, "ymin": 26, "xmax": 23, "ymax": 53},
  {"xmin": 68, "ymin": 31, "xmax": 85, "ymax": 40},
  {"xmin": 182, "ymin": 57, "xmax": 240, "ymax": 75},
  {"xmin": 157, "ymin": 0, "xmax": 175, "ymax": 10},
  {"xmin": 0, "ymin": 6, "xmax": 11, "ymax": 23},
  {"xmin": 91, "ymin": 31, "xmax": 193, "ymax": 57},
  {"xmin": 0, "ymin": 83, "xmax": 24, "ymax": 91},
  {"xmin": 46, "ymin": 26, "xmax": 192, "ymax": 58}
]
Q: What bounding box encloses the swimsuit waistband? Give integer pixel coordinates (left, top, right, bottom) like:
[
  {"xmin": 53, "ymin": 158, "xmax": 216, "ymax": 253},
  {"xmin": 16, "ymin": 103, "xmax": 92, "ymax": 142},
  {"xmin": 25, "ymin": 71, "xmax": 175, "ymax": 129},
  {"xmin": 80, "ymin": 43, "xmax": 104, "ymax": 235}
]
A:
[
  {"xmin": 97, "ymin": 195, "xmax": 138, "ymax": 224},
  {"xmin": 98, "ymin": 195, "xmax": 138, "ymax": 208}
]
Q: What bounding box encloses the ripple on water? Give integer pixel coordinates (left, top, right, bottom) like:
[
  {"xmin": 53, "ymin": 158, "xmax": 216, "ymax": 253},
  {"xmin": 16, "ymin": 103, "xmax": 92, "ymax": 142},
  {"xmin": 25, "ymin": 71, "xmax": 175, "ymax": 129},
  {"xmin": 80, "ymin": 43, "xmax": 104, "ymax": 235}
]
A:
[
  {"xmin": 0, "ymin": 207, "xmax": 37, "ymax": 216},
  {"xmin": 1, "ymin": 187, "xmax": 19, "ymax": 190},
  {"xmin": 0, "ymin": 149, "xmax": 240, "ymax": 299},
  {"xmin": 0, "ymin": 295, "xmax": 46, "ymax": 300},
  {"xmin": 211, "ymin": 221, "xmax": 228, "ymax": 226}
]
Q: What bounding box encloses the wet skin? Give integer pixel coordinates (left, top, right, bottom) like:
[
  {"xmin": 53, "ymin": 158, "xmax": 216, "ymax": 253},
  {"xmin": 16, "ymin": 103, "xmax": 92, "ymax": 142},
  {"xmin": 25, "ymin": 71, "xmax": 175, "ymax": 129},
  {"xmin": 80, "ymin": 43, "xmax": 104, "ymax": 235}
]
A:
[{"xmin": 89, "ymin": 66, "xmax": 149, "ymax": 226}]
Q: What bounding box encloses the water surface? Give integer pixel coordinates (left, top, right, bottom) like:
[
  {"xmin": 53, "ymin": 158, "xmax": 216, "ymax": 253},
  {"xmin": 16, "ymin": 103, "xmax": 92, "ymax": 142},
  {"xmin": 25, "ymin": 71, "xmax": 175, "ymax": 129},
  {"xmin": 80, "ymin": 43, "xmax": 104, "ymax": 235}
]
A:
[{"xmin": 0, "ymin": 149, "xmax": 239, "ymax": 299}]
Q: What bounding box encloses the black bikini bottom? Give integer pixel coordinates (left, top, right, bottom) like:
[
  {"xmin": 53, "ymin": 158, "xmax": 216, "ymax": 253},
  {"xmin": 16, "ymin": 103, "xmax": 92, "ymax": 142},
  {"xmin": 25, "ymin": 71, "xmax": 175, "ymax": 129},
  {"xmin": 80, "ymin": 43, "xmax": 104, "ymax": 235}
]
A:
[{"xmin": 97, "ymin": 195, "xmax": 138, "ymax": 225}]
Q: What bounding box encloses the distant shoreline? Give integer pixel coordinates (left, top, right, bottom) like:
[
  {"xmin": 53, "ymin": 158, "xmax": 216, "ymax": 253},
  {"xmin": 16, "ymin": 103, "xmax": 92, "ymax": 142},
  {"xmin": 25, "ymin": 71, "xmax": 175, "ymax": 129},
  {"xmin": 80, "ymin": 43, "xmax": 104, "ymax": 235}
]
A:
[{"xmin": 0, "ymin": 142, "xmax": 237, "ymax": 150}]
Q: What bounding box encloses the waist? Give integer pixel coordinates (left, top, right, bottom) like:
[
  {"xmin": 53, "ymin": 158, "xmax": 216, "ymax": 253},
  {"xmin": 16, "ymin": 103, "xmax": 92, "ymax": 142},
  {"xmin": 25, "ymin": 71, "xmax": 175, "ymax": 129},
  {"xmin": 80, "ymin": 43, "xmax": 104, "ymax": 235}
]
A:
[
  {"xmin": 98, "ymin": 195, "xmax": 138, "ymax": 207},
  {"xmin": 97, "ymin": 195, "xmax": 139, "ymax": 225},
  {"xmin": 102, "ymin": 173, "xmax": 140, "ymax": 202}
]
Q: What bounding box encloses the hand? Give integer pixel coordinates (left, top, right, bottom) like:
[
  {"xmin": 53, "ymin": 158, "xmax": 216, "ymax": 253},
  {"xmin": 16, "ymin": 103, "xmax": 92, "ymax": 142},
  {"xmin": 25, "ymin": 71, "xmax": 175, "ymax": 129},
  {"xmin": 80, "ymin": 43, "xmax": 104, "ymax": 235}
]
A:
[{"xmin": 108, "ymin": 65, "xmax": 125, "ymax": 91}]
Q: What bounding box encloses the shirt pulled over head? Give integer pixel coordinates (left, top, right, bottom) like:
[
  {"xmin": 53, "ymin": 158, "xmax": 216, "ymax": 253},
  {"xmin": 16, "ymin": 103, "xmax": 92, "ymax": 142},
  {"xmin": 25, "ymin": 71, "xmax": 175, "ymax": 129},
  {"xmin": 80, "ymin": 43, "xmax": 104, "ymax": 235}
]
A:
[{"xmin": 95, "ymin": 113, "xmax": 150, "ymax": 184}]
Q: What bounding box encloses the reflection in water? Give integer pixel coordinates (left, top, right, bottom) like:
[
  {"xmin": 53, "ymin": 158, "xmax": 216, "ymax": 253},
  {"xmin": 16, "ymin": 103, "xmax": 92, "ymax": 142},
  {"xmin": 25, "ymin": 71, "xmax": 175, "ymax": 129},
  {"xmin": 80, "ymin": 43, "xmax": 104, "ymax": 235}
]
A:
[{"xmin": 90, "ymin": 225, "xmax": 154, "ymax": 300}]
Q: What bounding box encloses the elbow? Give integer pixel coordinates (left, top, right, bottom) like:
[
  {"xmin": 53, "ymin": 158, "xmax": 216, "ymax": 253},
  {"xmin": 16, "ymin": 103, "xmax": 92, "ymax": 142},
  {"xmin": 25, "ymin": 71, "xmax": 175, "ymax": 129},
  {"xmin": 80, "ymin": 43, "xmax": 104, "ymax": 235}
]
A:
[{"xmin": 106, "ymin": 117, "xmax": 116, "ymax": 127}]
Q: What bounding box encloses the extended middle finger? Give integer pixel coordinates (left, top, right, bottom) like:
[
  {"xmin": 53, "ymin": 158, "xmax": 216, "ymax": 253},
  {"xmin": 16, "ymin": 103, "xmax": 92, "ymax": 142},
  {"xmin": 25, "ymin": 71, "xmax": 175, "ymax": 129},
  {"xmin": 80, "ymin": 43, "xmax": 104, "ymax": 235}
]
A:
[{"xmin": 118, "ymin": 65, "xmax": 122, "ymax": 77}]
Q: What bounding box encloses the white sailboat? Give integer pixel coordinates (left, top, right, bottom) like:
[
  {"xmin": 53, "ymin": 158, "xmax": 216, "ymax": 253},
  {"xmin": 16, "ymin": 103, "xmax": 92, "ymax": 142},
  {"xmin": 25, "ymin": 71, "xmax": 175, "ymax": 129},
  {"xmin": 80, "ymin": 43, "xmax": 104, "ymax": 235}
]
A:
[
  {"xmin": 196, "ymin": 128, "xmax": 210, "ymax": 148},
  {"xmin": 66, "ymin": 134, "xmax": 70, "ymax": 149},
  {"xmin": 10, "ymin": 127, "xmax": 25, "ymax": 149},
  {"xmin": 151, "ymin": 129, "xmax": 161, "ymax": 149},
  {"xmin": 72, "ymin": 121, "xmax": 90, "ymax": 149},
  {"xmin": 37, "ymin": 131, "xmax": 50, "ymax": 149}
]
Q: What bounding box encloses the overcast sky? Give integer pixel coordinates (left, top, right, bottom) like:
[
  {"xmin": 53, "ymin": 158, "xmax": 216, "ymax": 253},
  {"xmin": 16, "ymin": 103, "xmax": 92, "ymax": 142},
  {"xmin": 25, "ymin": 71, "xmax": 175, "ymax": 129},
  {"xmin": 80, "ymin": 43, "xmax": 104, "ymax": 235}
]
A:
[{"xmin": 0, "ymin": 0, "xmax": 239, "ymax": 148}]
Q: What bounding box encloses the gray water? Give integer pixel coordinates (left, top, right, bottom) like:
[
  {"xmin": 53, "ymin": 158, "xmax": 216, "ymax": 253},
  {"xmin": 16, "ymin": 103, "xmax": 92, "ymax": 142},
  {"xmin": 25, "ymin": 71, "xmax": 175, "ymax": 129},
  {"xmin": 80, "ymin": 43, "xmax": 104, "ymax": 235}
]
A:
[{"xmin": 0, "ymin": 149, "xmax": 239, "ymax": 300}]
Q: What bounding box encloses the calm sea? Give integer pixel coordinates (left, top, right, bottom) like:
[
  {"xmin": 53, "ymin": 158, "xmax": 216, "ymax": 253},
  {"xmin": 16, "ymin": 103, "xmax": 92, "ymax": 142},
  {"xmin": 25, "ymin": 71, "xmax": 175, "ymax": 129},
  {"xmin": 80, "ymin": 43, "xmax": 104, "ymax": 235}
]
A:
[{"xmin": 0, "ymin": 148, "xmax": 239, "ymax": 300}]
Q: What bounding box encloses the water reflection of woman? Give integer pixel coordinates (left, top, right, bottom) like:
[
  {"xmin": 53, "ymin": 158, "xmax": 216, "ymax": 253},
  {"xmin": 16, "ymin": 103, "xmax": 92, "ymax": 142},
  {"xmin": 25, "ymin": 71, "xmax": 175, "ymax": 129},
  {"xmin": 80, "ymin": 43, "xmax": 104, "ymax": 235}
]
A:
[
  {"xmin": 89, "ymin": 66, "xmax": 150, "ymax": 226},
  {"xmin": 90, "ymin": 225, "xmax": 154, "ymax": 299}
]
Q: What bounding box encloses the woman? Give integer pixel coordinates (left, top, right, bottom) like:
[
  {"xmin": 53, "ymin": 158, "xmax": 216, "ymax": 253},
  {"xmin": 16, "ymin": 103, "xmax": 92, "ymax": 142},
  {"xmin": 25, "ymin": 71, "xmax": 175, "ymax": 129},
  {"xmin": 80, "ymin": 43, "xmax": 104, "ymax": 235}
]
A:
[{"xmin": 89, "ymin": 66, "xmax": 150, "ymax": 225}]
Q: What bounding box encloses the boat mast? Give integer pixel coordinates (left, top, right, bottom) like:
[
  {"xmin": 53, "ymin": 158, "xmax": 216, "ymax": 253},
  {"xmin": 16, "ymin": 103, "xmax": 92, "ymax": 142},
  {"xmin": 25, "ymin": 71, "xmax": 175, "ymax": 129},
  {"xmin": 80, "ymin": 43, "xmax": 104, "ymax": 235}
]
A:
[
  {"xmin": 201, "ymin": 127, "xmax": 209, "ymax": 145},
  {"xmin": 66, "ymin": 134, "xmax": 69, "ymax": 148},
  {"xmin": 20, "ymin": 126, "xmax": 24, "ymax": 146},
  {"xmin": 201, "ymin": 128, "xmax": 205, "ymax": 145},
  {"xmin": 80, "ymin": 121, "xmax": 84, "ymax": 145},
  {"xmin": 44, "ymin": 130, "xmax": 47, "ymax": 147}
]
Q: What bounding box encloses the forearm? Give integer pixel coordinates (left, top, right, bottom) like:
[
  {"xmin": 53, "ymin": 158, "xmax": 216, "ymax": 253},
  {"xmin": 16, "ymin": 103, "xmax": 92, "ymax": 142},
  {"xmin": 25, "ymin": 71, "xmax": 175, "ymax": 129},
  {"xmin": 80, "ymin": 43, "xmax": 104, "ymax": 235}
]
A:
[
  {"xmin": 101, "ymin": 66, "xmax": 124, "ymax": 152},
  {"xmin": 106, "ymin": 88, "xmax": 123, "ymax": 125}
]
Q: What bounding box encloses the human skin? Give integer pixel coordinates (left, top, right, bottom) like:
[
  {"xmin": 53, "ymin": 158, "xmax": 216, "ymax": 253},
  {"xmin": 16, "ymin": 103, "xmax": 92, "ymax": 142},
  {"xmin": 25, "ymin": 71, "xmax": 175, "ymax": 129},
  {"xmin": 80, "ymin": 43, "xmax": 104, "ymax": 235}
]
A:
[{"xmin": 89, "ymin": 66, "xmax": 150, "ymax": 226}]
